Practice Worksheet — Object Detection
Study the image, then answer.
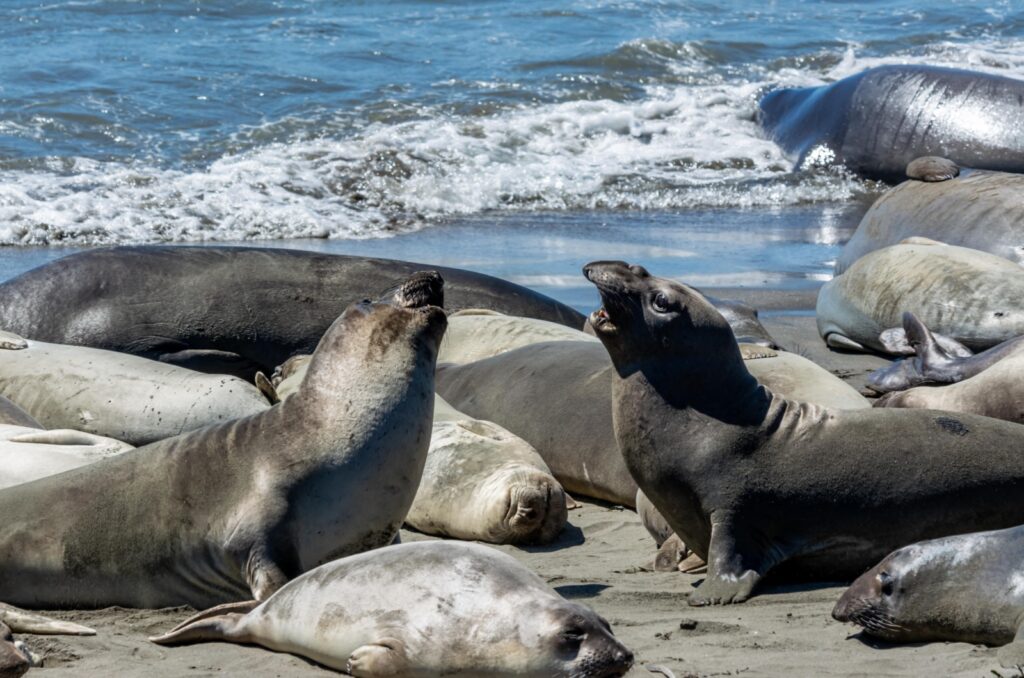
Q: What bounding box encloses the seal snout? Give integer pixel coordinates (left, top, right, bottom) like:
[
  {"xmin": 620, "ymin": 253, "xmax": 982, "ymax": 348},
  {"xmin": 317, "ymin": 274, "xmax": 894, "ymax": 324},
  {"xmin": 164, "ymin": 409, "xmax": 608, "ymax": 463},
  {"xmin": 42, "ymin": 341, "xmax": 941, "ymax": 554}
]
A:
[{"xmin": 583, "ymin": 261, "xmax": 645, "ymax": 334}]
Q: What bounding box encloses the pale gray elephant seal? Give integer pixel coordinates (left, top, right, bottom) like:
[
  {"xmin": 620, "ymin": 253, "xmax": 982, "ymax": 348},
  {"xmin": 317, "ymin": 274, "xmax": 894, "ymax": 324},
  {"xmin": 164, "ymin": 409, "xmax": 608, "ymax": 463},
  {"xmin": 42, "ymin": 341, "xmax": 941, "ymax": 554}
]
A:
[
  {"xmin": 151, "ymin": 541, "xmax": 634, "ymax": 677},
  {"xmin": 0, "ymin": 604, "xmax": 95, "ymax": 678},
  {"xmin": 817, "ymin": 241, "xmax": 1024, "ymax": 353},
  {"xmin": 0, "ymin": 425, "xmax": 133, "ymax": 490},
  {"xmin": 758, "ymin": 65, "xmax": 1024, "ymax": 181},
  {"xmin": 833, "ymin": 525, "xmax": 1024, "ymax": 668},
  {"xmin": 867, "ymin": 312, "xmax": 1020, "ymax": 393},
  {"xmin": 836, "ymin": 165, "xmax": 1024, "ymax": 273},
  {"xmin": 438, "ymin": 340, "xmax": 865, "ymax": 506},
  {"xmin": 0, "ymin": 396, "xmax": 38, "ymax": 430},
  {"xmin": 0, "ymin": 272, "xmax": 446, "ymax": 609},
  {"xmin": 0, "ymin": 332, "xmax": 269, "ymax": 445},
  {"xmin": 585, "ymin": 260, "xmax": 1024, "ymax": 605},
  {"xmin": 0, "ymin": 246, "xmax": 580, "ymax": 378}
]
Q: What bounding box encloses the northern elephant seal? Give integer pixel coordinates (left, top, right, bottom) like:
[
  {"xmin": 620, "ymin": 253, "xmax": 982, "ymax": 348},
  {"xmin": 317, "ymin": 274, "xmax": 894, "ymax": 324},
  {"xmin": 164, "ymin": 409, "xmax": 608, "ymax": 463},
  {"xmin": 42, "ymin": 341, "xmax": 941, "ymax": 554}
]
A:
[
  {"xmin": 833, "ymin": 525, "xmax": 1024, "ymax": 668},
  {"xmin": 585, "ymin": 260, "xmax": 1024, "ymax": 605},
  {"xmin": 0, "ymin": 246, "xmax": 580, "ymax": 377},
  {"xmin": 268, "ymin": 354, "xmax": 569, "ymax": 545},
  {"xmin": 437, "ymin": 341, "xmax": 866, "ymax": 506},
  {"xmin": 0, "ymin": 425, "xmax": 133, "ymax": 490},
  {"xmin": 406, "ymin": 397, "xmax": 568, "ymax": 544},
  {"xmin": 0, "ymin": 332, "xmax": 269, "ymax": 445},
  {"xmin": 0, "ymin": 272, "xmax": 446, "ymax": 609},
  {"xmin": 836, "ymin": 166, "xmax": 1024, "ymax": 273},
  {"xmin": 0, "ymin": 604, "xmax": 96, "ymax": 678},
  {"xmin": 817, "ymin": 241, "xmax": 1024, "ymax": 353},
  {"xmin": 152, "ymin": 541, "xmax": 634, "ymax": 677},
  {"xmin": 758, "ymin": 65, "xmax": 1024, "ymax": 181}
]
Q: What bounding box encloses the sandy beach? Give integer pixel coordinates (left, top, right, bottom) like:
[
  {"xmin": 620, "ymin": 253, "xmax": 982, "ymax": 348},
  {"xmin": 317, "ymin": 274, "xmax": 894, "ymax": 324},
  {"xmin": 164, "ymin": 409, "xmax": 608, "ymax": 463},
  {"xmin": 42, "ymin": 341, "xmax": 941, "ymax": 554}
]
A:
[{"xmin": 15, "ymin": 313, "xmax": 999, "ymax": 678}]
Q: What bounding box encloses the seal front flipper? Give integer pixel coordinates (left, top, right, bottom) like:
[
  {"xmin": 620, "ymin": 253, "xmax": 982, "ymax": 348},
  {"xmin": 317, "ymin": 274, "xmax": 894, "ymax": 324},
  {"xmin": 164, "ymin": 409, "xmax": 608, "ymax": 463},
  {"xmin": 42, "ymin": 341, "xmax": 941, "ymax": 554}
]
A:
[
  {"xmin": 824, "ymin": 333, "xmax": 867, "ymax": 352},
  {"xmin": 245, "ymin": 544, "xmax": 290, "ymax": 601},
  {"xmin": 687, "ymin": 516, "xmax": 769, "ymax": 606},
  {"xmin": 998, "ymin": 624, "xmax": 1024, "ymax": 668},
  {"xmin": 347, "ymin": 638, "xmax": 410, "ymax": 677}
]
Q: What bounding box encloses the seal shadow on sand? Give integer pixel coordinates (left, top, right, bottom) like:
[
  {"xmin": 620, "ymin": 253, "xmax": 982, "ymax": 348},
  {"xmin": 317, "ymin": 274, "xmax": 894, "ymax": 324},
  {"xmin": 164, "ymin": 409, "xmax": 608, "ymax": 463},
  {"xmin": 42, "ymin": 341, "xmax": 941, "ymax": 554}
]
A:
[{"xmin": 518, "ymin": 521, "xmax": 586, "ymax": 552}]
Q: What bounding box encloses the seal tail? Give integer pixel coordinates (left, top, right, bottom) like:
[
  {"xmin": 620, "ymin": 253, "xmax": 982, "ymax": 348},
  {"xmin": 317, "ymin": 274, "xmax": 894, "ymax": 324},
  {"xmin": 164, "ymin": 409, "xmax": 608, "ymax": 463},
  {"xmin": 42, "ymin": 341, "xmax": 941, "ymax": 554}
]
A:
[
  {"xmin": 149, "ymin": 600, "xmax": 258, "ymax": 646},
  {"xmin": 0, "ymin": 603, "xmax": 96, "ymax": 636}
]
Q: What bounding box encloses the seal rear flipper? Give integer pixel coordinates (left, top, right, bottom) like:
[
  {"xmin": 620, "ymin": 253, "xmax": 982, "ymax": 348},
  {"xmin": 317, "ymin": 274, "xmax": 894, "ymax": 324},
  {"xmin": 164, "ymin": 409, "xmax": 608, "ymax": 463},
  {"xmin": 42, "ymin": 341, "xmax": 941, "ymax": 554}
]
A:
[
  {"xmin": 0, "ymin": 603, "xmax": 96, "ymax": 636},
  {"xmin": 824, "ymin": 333, "xmax": 867, "ymax": 353},
  {"xmin": 997, "ymin": 625, "xmax": 1024, "ymax": 668},
  {"xmin": 161, "ymin": 601, "xmax": 259, "ymax": 636},
  {"xmin": 347, "ymin": 638, "xmax": 410, "ymax": 677},
  {"xmin": 254, "ymin": 372, "xmax": 280, "ymax": 404},
  {"xmin": 148, "ymin": 610, "xmax": 251, "ymax": 646}
]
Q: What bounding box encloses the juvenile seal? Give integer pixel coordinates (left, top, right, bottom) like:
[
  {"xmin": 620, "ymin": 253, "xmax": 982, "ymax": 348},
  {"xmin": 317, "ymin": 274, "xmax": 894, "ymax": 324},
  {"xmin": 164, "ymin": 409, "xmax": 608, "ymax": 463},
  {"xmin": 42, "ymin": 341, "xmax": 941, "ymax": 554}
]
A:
[
  {"xmin": 833, "ymin": 525, "xmax": 1024, "ymax": 668},
  {"xmin": 0, "ymin": 246, "xmax": 580, "ymax": 377},
  {"xmin": 0, "ymin": 424, "xmax": 133, "ymax": 490},
  {"xmin": 0, "ymin": 332, "xmax": 269, "ymax": 445},
  {"xmin": 758, "ymin": 65, "xmax": 1024, "ymax": 181},
  {"xmin": 836, "ymin": 165, "xmax": 1024, "ymax": 273},
  {"xmin": 438, "ymin": 340, "xmax": 866, "ymax": 506},
  {"xmin": 817, "ymin": 241, "xmax": 1024, "ymax": 353},
  {"xmin": 152, "ymin": 541, "xmax": 634, "ymax": 677},
  {"xmin": 0, "ymin": 272, "xmax": 446, "ymax": 609},
  {"xmin": 585, "ymin": 260, "xmax": 1024, "ymax": 604}
]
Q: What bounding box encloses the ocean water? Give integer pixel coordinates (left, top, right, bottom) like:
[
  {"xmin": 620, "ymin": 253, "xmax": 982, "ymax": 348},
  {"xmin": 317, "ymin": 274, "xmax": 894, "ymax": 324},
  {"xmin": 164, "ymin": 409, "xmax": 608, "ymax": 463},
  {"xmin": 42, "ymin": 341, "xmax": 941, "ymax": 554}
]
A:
[{"xmin": 0, "ymin": 1, "xmax": 1021, "ymax": 303}]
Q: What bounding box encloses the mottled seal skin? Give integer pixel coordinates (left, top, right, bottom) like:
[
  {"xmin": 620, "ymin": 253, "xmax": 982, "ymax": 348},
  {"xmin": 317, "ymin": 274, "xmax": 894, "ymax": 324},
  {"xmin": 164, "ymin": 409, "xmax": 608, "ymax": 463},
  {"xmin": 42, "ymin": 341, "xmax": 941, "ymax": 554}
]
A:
[
  {"xmin": 836, "ymin": 168, "xmax": 1024, "ymax": 274},
  {"xmin": 0, "ymin": 332, "xmax": 269, "ymax": 445},
  {"xmin": 437, "ymin": 341, "xmax": 865, "ymax": 506},
  {"xmin": 585, "ymin": 260, "xmax": 1024, "ymax": 605},
  {"xmin": 868, "ymin": 312, "xmax": 1020, "ymax": 393},
  {"xmin": 0, "ymin": 424, "xmax": 133, "ymax": 490},
  {"xmin": 151, "ymin": 541, "xmax": 634, "ymax": 678},
  {"xmin": 406, "ymin": 397, "xmax": 568, "ymax": 545},
  {"xmin": 758, "ymin": 65, "xmax": 1024, "ymax": 182},
  {"xmin": 0, "ymin": 273, "xmax": 446, "ymax": 609},
  {"xmin": 0, "ymin": 396, "xmax": 38, "ymax": 430},
  {"xmin": 0, "ymin": 246, "xmax": 581, "ymax": 378},
  {"xmin": 833, "ymin": 525, "xmax": 1024, "ymax": 668},
  {"xmin": 817, "ymin": 242, "xmax": 1024, "ymax": 353}
]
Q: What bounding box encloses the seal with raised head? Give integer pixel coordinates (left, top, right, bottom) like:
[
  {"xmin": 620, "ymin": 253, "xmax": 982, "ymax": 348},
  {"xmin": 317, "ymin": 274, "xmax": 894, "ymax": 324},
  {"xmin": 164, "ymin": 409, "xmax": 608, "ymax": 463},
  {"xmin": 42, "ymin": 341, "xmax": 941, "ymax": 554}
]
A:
[
  {"xmin": 833, "ymin": 525, "xmax": 1024, "ymax": 668},
  {"xmin": 437, "ymin": 340, "xmax": 865, "ymax": 506},
  {"xmin": 836, "ymin": 162, "xmax": 1024, "ymax": 273},
  {"xmin": 817, "ymin": 241, "xmax": 1024, "ymax": 353},
  {"xmin": 0, "ymin": 331, "xmax": 269, "ymax": 445},
  {"xmin": 0, "ymin": 272, "xmax": 446, "ymax": 609},
  {"xmin": 758, "ymin": 65, "xmax": 1024, "ymax": 181},
  {"xmin": 585, "ymin": 260, "xmax": 1024, "ymax": 605},
  {"xmin": 0, "ymin": 246, "xmax": 580, "ymax": 378},
  {"xmin": 152, "ymin": 541, "xmax": 634, "ymax": 677}
]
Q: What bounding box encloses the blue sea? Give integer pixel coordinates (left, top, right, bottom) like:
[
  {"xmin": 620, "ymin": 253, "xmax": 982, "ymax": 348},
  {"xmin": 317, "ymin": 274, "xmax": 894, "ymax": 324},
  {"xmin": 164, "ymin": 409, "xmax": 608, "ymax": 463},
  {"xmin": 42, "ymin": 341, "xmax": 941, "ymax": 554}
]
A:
[{"xmin": 1, "ymin": 0, "xmax": 1022, "ymax": 307}]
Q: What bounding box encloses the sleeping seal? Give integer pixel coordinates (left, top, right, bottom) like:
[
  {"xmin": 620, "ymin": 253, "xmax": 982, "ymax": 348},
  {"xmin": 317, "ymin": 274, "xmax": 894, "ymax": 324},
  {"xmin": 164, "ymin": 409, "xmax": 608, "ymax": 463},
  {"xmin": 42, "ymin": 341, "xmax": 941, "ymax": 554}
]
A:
[
  {"xmin": 0, "ymin": 332, "xmax": 269, "ymax": 445},
  {"xmin": 817, "ymin": 241, "xmax": 1024, "ymax": 353},
  {"xmin": 758, "ymin": 65, "xmax": 1024, "ymax": 181},
  {"xmin": 833, "ymin": 525, "xmax": 1024, "ymax": 668},
  {"xmin": 836, "ymin": 164, "xmax": 1024, "ymax": 273},
  {"xmin": 152, "ymin": 541, "xmax": 633, "ymax": 677},
  {"xmin": 585, "ymin": 260, "xmax": 1024, "ymax": 605},
  {"xmin": 0, "ymin": 272, "xmax": 445, "ymax": 609},
  {"xmin": 437, "ymin": 341, "xmax": 866, "ymax": 506},
  {"xmin": 0, "ymin": 425, "xmax": 133, "ymax": 490},
  {"xmin": 0, "ymin": 246, "xmax": 580, "ymax": 377}
]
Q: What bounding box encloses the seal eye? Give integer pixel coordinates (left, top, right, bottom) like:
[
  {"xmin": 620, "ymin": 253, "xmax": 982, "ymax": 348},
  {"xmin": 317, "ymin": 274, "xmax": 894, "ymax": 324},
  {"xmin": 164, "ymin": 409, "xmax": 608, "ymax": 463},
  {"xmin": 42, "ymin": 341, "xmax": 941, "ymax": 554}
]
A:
[
  {"xmin": 879, "ymin": 571, "xmax": 894, "ymax": 596},
  {"xmin": 560, "ymin": 627, "xmax": 586, "ymax": 647},
  {"xmin": 652, "ymin": 292, "xmax": 670, "ymax": 313}
]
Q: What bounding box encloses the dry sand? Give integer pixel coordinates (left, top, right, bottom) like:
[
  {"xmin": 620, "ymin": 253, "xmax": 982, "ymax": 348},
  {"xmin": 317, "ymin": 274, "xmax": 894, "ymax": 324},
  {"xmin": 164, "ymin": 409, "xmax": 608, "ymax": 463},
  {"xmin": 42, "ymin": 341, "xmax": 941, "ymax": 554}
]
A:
[{"xmin": 13, "ymin": 296, "xmax": 1009, "ymax": 678}]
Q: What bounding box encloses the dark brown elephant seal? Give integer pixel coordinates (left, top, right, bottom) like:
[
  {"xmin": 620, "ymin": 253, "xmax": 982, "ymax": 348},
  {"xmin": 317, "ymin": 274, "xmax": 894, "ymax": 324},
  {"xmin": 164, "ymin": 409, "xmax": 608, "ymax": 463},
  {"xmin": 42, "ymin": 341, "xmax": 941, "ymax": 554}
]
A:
[
  {"xmin": 0, "ymin": 246, "xmax": 578, "ymax": 378},
  {"xmin": 584, "ymin": 260, "xmax": 1024, "ymax": 605},
  {"xmin": 0, "ymin": 273, "xmax": 445, "ymax": 609},
  {"xmin": 833, "ymin": 525, "xmax": 1024, "ymax": 668}
]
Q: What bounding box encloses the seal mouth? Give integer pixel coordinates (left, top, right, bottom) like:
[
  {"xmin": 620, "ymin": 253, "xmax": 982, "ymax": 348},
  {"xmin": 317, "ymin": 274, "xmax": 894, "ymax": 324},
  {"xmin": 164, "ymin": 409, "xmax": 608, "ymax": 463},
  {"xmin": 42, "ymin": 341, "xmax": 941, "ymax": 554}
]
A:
[
  {"xmin": 582, "ymin": 261, "xmax": 640, "ymax": 335},
  {"xmin": 380, "ymin": 270, "xmax": 445, "ymax": 310},
  {"xmin": 589, "ymin": 306, "xmax": 616, "ymax": 333}
]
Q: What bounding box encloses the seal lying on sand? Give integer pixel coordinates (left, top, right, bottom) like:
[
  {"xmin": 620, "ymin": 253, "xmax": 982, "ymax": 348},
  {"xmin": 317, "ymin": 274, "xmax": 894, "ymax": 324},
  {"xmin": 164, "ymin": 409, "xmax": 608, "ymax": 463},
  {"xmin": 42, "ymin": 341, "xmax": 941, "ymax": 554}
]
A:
[
  {"xmin": 817, "ymin": 241, "xmax": 1024, "ymax": 353},
  {"xmin": 0, "ymin": 425, "xmax": 133, "ymax": 490},
  {"xmin": 867, "ymin": 312, "xmax": 1020, "ymax": 393},
  {"xmin": 0, "ymin": 272, "xmax": 446, "ymax": 609},
  {"xmin": 585, "ymin": 260, "xmax": 1024, "ymax": 605},
  {"xmin": 0, "ymin": 604, "xmax": 96, "ymax": 678},
  {"xmin": 758, "ymin": 65, "xmax": 1024, "ymax": 181},
  {"xmin": 836, "ymin": 163, "xmax": 1024, "ymax": 273},
  {"xmin": 437, "ymin": 341, "xmax": 866, "ymax": 506},
  {"xmin": 0, "ymin": 331, "xmax": 269, "ymax": 445},
  {"xmin": 152, "ymin": 541, "xmax": 634, "ymax": 677},
  {"xmin": 0, "ymin": 246, "xmax": 579, "ymax": 377},
  {"xmin": 833, "ymin": 525, "xmax": 1024, "ymax": 668}
]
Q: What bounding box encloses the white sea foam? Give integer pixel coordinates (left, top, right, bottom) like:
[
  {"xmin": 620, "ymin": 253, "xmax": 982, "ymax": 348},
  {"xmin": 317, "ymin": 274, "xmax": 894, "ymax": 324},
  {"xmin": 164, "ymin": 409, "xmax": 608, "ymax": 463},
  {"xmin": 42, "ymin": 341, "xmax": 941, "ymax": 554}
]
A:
[{"xmin": 1, "ymin": 39, "xmax": 1021, "ymax": 246}]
